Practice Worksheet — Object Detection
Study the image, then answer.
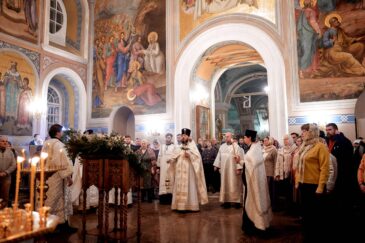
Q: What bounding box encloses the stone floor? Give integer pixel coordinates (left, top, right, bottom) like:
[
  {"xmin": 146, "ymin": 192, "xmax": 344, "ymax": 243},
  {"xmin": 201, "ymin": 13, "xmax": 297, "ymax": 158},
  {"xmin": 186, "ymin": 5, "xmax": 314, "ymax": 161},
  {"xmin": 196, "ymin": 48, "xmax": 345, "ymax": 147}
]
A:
[{"xmin": 45, "ymin": 194, "xmax": 304, "ymax": 243}]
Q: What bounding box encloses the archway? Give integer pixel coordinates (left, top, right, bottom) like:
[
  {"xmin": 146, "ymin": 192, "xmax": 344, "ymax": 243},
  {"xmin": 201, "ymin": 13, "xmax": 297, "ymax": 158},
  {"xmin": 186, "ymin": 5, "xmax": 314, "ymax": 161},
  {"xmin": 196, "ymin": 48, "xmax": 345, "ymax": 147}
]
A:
[
  {"xmin": 355, "ymin": 91, "xmax": 365, "ymax": 138},
  {"xmin": 41, "ymin": 67, "xmax": 87, "ymax": 138},
  {"xmin": 111, "ymin": 106, "xmax": 135, "ymax": 138},
  {"xmin": 174, "ymin": 22, "xmax": 288, "ymax": 140}
]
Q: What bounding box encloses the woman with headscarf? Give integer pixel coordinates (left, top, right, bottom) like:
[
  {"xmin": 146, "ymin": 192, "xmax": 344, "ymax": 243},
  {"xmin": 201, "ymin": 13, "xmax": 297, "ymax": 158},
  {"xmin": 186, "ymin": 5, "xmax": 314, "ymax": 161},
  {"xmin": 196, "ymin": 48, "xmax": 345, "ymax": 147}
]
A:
[
  {"xmin": 275, "ymin": 135, "xmax": 297, "ymax": 209},
  {"xmin": 136, "ymin": 139, "xmax": 157, "ymax": 202},
  {"xmin": 295, "ymin": 123, "xmax": 330, "ymax": 241}
]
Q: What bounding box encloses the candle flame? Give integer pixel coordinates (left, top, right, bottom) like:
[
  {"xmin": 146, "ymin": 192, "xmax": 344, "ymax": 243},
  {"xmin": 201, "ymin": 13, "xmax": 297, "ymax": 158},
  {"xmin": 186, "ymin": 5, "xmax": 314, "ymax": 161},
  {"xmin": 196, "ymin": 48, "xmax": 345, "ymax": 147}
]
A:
[
  {"xmin": 31, "ymin": 157, "xmax": 40, "ymax": 165},
  {"xmin": 17, "ymin": 156, "xmax": 25, "ymax": 163},
  {"xmin": 60, "ymin": 149, "xmax": 63, "ymax": 153},
  {"xmin": 21, "ymin": 148, "xmax": 25, "ymax": 153},
  {"xmin": 41, "ymin": 152, "xmax": 48, "ymax": 159}
]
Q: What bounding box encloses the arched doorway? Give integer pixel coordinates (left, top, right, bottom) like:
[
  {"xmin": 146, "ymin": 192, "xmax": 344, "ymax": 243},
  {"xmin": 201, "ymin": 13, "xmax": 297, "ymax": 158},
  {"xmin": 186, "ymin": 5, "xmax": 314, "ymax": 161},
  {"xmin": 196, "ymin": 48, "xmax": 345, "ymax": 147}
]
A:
[
  {"xmin": 214, "ymin": 66, "xmax": 269, "ymax": 139},
  {"xmin": 174, "ymin": 22, "xmax": 287, "ymax": 140},
  {"xmin": 355, "ymin": 91, "xmax": 365, "ymax": 138},
  {"xmin": 112, "ymin": 106, "xmax": 135, "ymax": 138}
]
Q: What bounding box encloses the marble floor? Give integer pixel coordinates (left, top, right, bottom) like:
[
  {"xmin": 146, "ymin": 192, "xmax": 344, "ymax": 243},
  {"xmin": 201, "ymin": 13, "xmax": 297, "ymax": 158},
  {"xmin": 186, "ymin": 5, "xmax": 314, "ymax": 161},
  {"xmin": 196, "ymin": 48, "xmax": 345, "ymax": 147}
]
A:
[{"xmin": 45, "ymin": 194, "xmax": 305, "ymax": 243}]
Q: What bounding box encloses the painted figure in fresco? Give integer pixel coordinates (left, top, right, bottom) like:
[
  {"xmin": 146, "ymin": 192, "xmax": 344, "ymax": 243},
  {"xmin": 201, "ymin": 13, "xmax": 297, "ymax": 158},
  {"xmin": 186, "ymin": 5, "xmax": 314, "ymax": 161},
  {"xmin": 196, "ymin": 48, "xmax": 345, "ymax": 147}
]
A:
[
  {"xmin": 315, "ymin": 14, "xmax": 365, "ymax": 77},
  {"xmin": 104, "ymin": 35, "xmax": 116, "ymax": 89},
  {"xmin": 130, "ymin": 35, "xmax": 145, "ymax": 70},
  {"xmin": 194, "ymin": 0, "xmax": 240, "ymax": 19},
  {"xmin": 143, "ymin": 32, "xmax": 165, "ymax": 74},
  {"xmin": 126, "ymin": 61, "xmax": 161, "ymax": 106},
  {"xmin": 94, "ymin": 39, "xmax": 105, "ymax": 108},
  {"xmin": 0, "ymin": 73, "xmax": 5, "ymax": 125},
  {"xmin": 115, "ymin": 32, "xmax": 131, "ymax": 91},
  {"xmin": 297, "ymin": 0, "xmax": 322, "ymax": 78},
  {"xmin": 24, "ymin": 0, "xmax": 38, "ymax": 36},
  {"xmin": 3, "ymin": 61, "xmax": 22, "ymax": 120},
  {"xmin": 17, "ymin": 77, "xmax": 32, "ymax": 129}
]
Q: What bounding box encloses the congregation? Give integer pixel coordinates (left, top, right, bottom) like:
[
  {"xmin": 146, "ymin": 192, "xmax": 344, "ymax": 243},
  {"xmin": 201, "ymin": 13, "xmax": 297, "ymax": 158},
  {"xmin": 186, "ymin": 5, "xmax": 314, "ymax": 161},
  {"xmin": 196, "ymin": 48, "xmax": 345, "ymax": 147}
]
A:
[{"xmin": 1, "ymin": 122, "xmax": 365, "ymax": 242}]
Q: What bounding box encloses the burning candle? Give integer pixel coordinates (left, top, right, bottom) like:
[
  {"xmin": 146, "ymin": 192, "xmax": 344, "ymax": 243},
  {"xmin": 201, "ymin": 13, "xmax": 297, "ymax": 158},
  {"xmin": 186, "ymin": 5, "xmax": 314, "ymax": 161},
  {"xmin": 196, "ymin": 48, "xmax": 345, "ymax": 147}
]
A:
[
  {"xmin": 30, "ymin": 157, "xmax": 39, "ymax": 211},
  {"xmin": 39, "ymin": 152, "xmax": 48, "ymax": 208},
  {"xmin": 21, "ymin": 148, "xmax": 26, "ymax": 159},
  {"xmin": 14, "ymin": 156, "xmax": 24, "ymax": 210}
]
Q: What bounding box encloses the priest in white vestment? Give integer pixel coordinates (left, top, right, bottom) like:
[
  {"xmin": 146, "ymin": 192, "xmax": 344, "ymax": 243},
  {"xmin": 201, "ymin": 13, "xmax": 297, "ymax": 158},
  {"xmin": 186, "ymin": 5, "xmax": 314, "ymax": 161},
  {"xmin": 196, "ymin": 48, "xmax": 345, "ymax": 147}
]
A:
[
  {"xmin": 240, "ymin": 129, "xmax": 272, "ymax": 233},
  {"xmin": 42, "ymin": 124, "xmax": 74, "ymax": 225},
  {"xmin": 157, "ymin": 133, "xmax": 176, "ymax": 204},
  {"xmin": 169, "ymin": 128, "xmax": 208, "ymax": 211},
  {"xmin": 213, "ymin": 132, "xmax": 243, "ymax": 206}
]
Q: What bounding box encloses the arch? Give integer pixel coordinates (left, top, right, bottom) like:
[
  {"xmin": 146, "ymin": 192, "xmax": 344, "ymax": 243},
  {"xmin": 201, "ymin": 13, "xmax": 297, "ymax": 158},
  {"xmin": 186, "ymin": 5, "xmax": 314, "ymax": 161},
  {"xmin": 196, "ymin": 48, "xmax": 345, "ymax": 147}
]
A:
[
  {"xmin": 355, "ymin": 91, "xmax": 365, "ymax": 138},
  {"xmin": 223, "ymin": 71, "xmax": 267, "ymax": 104},
  {"xmin": 109, "ymin": 106, "xmax": 135, "ymax": 139},
  {"xmin": 174, "ymin": 23, "xmax": 288, "ymax": 140},
  {"xmin": 41, "ymin": 67, "xmax": 87, "ymax": 138}
]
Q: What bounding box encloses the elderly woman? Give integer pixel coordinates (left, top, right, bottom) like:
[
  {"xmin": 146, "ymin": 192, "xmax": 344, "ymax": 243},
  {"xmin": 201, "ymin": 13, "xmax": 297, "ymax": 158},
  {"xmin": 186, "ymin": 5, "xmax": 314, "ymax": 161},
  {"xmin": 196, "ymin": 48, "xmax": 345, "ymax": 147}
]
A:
[
  {"xmin": 275, "ymin": 135, "xmax": 297, "ymax": 209},
  {"xmin": 263, "ymin": 136, "xmax": 277, "ymax": 209},
  {"xmin": 295, "ymin": 123, "xmax": 330, "ymax": 241},
  {"xmin": 136, "ymin": 139, "xmax": 157, "ymax": 202}
]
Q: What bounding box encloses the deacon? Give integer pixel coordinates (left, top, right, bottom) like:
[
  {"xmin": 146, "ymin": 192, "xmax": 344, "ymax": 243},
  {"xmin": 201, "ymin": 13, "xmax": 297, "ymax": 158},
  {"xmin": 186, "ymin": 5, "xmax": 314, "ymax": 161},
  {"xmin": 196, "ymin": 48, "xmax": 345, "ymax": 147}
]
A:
[
  {"xmin": 213, "ymin": 132, "xmax": 244, "ymax": 208},
  {"xmin": 42, "ymin": 124, "xmax": 75, "ymax": 232},
  {"xmin": 157, "ymin": 133, "xmax": 176, "ymax": 204},
  {"xmin": 240, "ymin": 129, "xmax": 272, "ymax": 234},
  {"xmin": 169, "ymin": 128, "xmax": 208, "ymax": 211}
]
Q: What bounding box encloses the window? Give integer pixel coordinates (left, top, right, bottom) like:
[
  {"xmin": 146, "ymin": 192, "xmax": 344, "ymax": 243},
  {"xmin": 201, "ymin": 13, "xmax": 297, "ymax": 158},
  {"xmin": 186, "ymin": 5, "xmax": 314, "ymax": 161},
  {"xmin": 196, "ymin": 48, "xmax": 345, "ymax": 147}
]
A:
[
  {"xmin": 49, "ymin": 0, "xmax": 67, "ymax": 46},
  {"xmin": 47, "ymin": 87, "xmax": 62, "ymax": 130},
  {"xmin": 49, "ymin": 0, "xmax": 63, "ymax": 34}
]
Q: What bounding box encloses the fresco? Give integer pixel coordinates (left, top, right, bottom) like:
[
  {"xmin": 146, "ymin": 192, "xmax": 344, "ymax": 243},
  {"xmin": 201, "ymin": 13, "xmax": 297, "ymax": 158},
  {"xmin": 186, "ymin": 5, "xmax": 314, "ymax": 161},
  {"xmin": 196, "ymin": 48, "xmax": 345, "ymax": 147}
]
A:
[
  {"xmin": 92, "ymin": 0, "xmax": 166, "ymax": 118},
  {"xmin": 296, "ymin": 0, "xmax": 365, "ymax": 102},
  {"xmin": 0, "ymin": 0, "xmax": 39, "ymax": 43},
  {"xmin": 180, "ymin": 0, "xmax": 276, "ymax": 41},
  {"xmin": 0, "ymin": 50, "xmax": 36, "ymax": 136}
]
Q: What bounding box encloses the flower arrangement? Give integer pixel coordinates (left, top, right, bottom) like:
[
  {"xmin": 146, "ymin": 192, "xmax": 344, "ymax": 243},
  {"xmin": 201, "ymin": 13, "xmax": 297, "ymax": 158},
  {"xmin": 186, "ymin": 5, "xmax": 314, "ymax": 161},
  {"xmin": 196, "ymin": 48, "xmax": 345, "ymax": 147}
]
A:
[{"xmin": 63, "ymin": 130, "xmax": 141, "ymax": 173}]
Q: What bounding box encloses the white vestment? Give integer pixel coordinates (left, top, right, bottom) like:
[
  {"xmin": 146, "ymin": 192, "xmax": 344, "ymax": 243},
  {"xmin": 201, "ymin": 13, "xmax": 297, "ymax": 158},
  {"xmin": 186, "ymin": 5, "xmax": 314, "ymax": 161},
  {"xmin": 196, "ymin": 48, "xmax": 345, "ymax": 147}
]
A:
[
  {"xmin": 213, "ymin": 143, "xmax": 243, "ymax": 203},
  {"xmin": 41, "ymin": 139, "xmax": 73, "ymax": 223},
  {"xmin": 157, "ymin": 143, "xmax": 176, "ymax": 195},
  {"xmin": 241, "ymin": 143, "xmax": 272, "ymax": 230},
  {"xmin": 170, "ymin": 141, "xmax": 208, "ymax": 211}
]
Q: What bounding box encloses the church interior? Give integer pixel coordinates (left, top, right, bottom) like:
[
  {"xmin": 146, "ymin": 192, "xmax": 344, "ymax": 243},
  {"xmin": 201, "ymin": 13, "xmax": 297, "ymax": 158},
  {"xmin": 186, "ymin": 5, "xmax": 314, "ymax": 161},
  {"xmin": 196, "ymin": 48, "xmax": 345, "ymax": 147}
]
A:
[{"xmin": 1, "ymin": 0, "xmax": 365, "ymax": 242}]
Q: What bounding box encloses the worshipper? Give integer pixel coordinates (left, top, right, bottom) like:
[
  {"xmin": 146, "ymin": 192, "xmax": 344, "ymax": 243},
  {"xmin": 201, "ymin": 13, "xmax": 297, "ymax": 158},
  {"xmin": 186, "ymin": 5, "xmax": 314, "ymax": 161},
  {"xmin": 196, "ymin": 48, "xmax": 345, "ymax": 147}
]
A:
[
  {"xmin": 325, "ymin": 123, "xmax": 356, "ymax": 208},
  {"xmin": 201, "ymin": 139, "xmax": 218, "ymax": 193},
  {"xmin": 295, "ymin": 123, "xmax": 329, "ymax": 242},
  {"xmin": 262, "ymin": 136, "xmax": 278, "ymax": 210},
  {"xmin": 0, "ymin": 135, "xmax": 16, "ymax": 209},
  {"xmin": 176, "ymin": 133, "xmax": 182, "ymax": 145},
  {"xmin": 29, "ymin": 133, "xmax": 44, "ymax": 145},
  {"xmin": 169, "ymin": 128, "xmax": 208, "ymax": 211},
  {"xmin": 136, "ymin": 139, "xmax": 157, "ymax": 202},
  {"xmin": 124, "ymin": 135, "xmax": 139, "ymax": 152},
  {"xmin": 290, "ymin": 132, "xmax": 299, "ymax": 144},
  {"xmin": 213, "ymin": 132, "xmax": 243, "ymax": 208},
  {"xmin": 240, "ymin": 129, "xmax": 272, "ymax": 234},
  {"xmin": 157, "ymin": 133, "xmax": 176, "ymax": 204},
  {"xmin": 41, "ymin": 124, "xmax": 75, "ymax": 232},
  {"xmin": 275, "ymin": 135, "xmax": 297, "ymax": 210}
]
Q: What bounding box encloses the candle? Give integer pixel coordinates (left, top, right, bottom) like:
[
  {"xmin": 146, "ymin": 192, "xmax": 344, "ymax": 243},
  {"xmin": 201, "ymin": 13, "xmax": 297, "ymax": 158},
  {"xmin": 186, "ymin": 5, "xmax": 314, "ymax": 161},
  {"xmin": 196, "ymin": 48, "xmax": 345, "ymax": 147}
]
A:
[
  {"xmin": 14, "ymin": 156, "xmax": 24, "ymax": 210},
  {"xmin": 21, "ymin": 148, "xmax": 26, "ymax": 159},
  {"xmin": 30, "ymin": 157, "xmax": 39, "ymax": 211},
  {"xmin": 39, "ymin": 152, "xmax": 48, "ymax": 208}
]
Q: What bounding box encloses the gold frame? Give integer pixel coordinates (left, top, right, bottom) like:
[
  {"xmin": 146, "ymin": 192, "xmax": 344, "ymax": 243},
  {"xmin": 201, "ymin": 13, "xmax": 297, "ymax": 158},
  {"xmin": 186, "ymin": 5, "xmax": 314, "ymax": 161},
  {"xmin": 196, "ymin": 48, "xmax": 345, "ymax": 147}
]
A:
[{"xmin": 195, "ymin": 105, "xmax": 210, "ymax": 140}]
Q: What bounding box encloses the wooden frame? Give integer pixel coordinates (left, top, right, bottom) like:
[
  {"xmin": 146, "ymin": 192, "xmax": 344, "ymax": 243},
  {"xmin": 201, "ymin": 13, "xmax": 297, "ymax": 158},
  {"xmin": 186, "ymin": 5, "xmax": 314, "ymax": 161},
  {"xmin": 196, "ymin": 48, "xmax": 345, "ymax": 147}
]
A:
[{"xmin": 195, "ymin": 105, "xmax": 210, "ymax": 140}]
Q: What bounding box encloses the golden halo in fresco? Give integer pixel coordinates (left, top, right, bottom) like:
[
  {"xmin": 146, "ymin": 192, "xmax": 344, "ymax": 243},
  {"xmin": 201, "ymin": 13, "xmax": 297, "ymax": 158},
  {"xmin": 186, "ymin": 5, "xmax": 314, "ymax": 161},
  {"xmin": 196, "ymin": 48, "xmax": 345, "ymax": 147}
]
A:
[
  {"xmin": 148, "ymin": 31, "xmax": 158, "ymax": 42},
  {"xmin": 324, "ymin": 13, "xmax": 342, "ymax": 28},
  {"xmin": 127, "ymin": 89, "xmax": 137, "ymax": 101},
  {"xmin": 299, "ymin": 0, "xmax": 317, "ymax": 8}
]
